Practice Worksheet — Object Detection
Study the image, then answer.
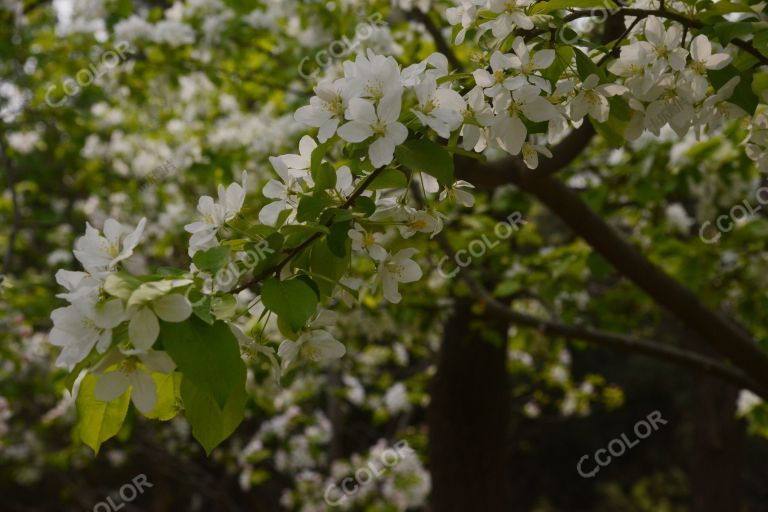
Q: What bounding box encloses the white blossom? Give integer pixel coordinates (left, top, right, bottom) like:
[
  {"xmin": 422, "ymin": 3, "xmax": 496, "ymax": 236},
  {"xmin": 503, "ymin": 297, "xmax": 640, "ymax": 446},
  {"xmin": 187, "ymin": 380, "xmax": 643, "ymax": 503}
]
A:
[
  {"xmin": 378, "ymin": 248, "xmax": 422, "ymax": 303},
  {"xmin": 412, "ymin": 75, "xmax": 465, "ymax": 139},
  {"xmin": 570, "ymin": 74, "xmax": 627, "ymax": 123},
  {"xmin": 184, "ymin": 171, "xmax": 246, "ymax": 255},
  {"xmin": 94, "ymin": 350, "xmax": 176, "ymax": 413},
  {"xmin": 73, "ymin": 218, "xmax": 146, "ymax": 276},
  {"xmin": 338, "ymin": 97, "xmax": 408, "ymax": 168}
]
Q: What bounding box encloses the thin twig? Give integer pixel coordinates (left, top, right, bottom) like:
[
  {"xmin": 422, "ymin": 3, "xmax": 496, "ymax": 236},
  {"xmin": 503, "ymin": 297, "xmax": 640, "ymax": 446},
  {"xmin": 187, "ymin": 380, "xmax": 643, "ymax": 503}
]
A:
[
  {"xmin": 232, "ymin": 167, "xmax": 384, "ymax": 293},
  {"xmin": 408, "ymin": 9, "xmax": 465, "ymax": 72},
  {"xmin": 596, "ymin": 17, "xmax": 641, "ymax": 66},
  {"xmin": 435, "ymin": 229, "xmax": 764, "ymax": 395}
]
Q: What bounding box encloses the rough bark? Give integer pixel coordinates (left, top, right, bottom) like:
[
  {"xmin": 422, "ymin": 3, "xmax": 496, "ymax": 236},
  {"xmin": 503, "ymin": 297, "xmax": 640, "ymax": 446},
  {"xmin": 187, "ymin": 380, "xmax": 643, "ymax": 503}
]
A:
[
  {"xmin": 427, "ymin": 299, "xmax": 510, "ymax": 511},
  {"xmin": 690, "ymin": 352, "xmax": 744, "ymax": 512},
  {"xmin": 455, "ymin": 126, "xmax": 768, "ymax": 395}
]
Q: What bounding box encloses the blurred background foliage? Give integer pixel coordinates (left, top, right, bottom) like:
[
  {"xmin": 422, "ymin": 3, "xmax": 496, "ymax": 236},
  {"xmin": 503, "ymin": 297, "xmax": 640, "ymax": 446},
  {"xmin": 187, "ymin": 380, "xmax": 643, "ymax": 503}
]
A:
[{"xmin": 1, "ymin": 0, "xmax": 767, "ymax": 510}]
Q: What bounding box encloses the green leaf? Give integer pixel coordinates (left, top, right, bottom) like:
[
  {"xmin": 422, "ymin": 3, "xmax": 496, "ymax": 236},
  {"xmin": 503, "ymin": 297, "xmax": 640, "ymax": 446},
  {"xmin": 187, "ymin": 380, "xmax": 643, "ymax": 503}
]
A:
[
  {"xmin": 76, "ymin": 373, "xmax": 131, "ymax": 454},
  {"xmin": 592, "ymin": 97, "xmax": 630, "ymax": 146},
  {"xmin": 732, "ymin": 50, "xmax": 759, "ymax": 71},
  {"xmin": 277, "ymin": 314, "xmax": 300, "ymax": 340},
  {"xmin": 312, "ymin": 161, "xmax": 337, "ymax": 190},
  {"xmin": 327, "ymin": 218, "xmax": 352, "ymax": 258},
  {"xmin": 530, "ymin": 0, "xmax": 616, "ymax": 14},
  {"xmin": 368, "ymin": 168, "xmax": 408, "ymax": 190},
  {"xmin": 587, "ymin": 252, "xmax": 613, "ymax": 279},
  {"xmin": 157, "ymin": 267, "xmax": 188, "ymax": 277},
  {"xmin": 297, "ymin": 192, "xmax": 334, "ymax": 223},
  {"xmin": 351, "ymin": 195, "xmax": 376, "ymax": 217},
  {"xmin": 310, "ymin": 139, "xmax": 334, "ymax": 178},
  {"xmin": 754, "ymin": 30, "xmax": 768, "ymax": 57},
  {"xmin": 492, "ymin": 280, "xmax": 519, "ymax": 298},
  {"xmin": 753, "ymin": 71, "xmax": 768, "ymax": 102},
  {"xmin": 181, "ymin": 376, "xmax": 246, "ymax": 455},
  {"xmin": 212, "ymin": 294, "xmax": 238, "ymax": 320},
  {"xmin": 244, "ymin": 233, "xmax": 284, "ymax": 276},
  {"xmin": 395, "ymin": 139, "xmax": 455, "ymax": 186},
  {"xmin": 709, "ymin": 65, "xmax": 758, "ymax": 114},
  {"xmin": 161, "ymin": 317, "xmax": 246, "ymax": 409},
  {"xmin": 281, "ymin": 224, "xmax": 329, "ymax": 249},
  {"xmin": 143, "ymin": 372, "xmax": 182, "ymax": 421},
  {"xmin": 189, "ymin": 293, "xmax": 214, "ymax": 324},
  {"xmin": 104, "ymin": 272, "xmax": 142, "ymax": 300},
  {"xmin": 261, "ymin": 276, "xmax": 319, "ymax": 331},
  {"xmin": 573, "ymin": 47, "xmax": 603, "ymax": 81},
  {"xmin": 700, "ymin": 1, "xmax": 756, "ymax": 20},
  {"xmin": 320, "ymin": 208, "xmax": 354, "ymax": 224},
  {"xmin": 714, "ymin": 21, "xmax": 754, "ymax": 44},
  {"xmin": 543, "ymin": 45, "xmax": 574, "ymax": 86},
  {"xmin": 192, "ymin": 246, "xmax": 231, "ymax": 273},
  {"xmin": 310, "ymin": 236, "xmax": 350, "ymax": 296}
]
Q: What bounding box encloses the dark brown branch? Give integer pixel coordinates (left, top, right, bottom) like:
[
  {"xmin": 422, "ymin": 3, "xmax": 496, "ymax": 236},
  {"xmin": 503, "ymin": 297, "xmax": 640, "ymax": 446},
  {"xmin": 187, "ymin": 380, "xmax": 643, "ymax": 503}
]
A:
[
  {"xmin": 597, "ymin": 16, "xmax": 641, "ymax": 66},
  {"xmin": 408, "ymin": 9, "xmax": 465, "ymax": 72},
  {"xmin": 232, "ymin": 167, "xmax": 384, "ymax": 293},
  {"xmin": 561, "ymin": 8, "xmax": 768, "ymax": 66},
  {"xmin": 429, "ymin": 229, "xmax": 764, "ymax": 396},
  {"xmin": 456, "ymin": 140, "xmax": 768, "ymax": 392}
]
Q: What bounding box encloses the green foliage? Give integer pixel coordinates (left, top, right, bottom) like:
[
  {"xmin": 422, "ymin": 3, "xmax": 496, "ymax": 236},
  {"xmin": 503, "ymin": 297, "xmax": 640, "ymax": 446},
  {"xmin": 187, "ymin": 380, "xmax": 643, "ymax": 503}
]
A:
[
  {"xmin": 368, "ymin": 168, "xmax": 409, "ymax": 190},
  {"xmin": 180, "ymin": 376, "xmax": 247, "ymax": 455},
  {"xmin": 192, "ymin": 246, "xmax": 232, "ymax": 273},
  {"xmin": 573, "ymin": 47, "xmax": 604, "ymax": 81},
  {"xmin": 161, "ymin": 317, "xmax": 246, "ymax": 409},
  {"xmin": 394, "ymin": 139, "xmax": 455, "ymax": 187},
  {"xmin": 296, "ymin": 192, "xmax": 334, "ymax": 222},
  {"xmin": 144, "ymin": 372, "xmax": 183, "ymax": 421},
  {"xmin": 75, "ymin": 373, "xmax": 131, "ymax": 454},
  {"xmin": 261, "ymin": 276, "xmax": 320, "ymax": 331},
  {"xmin": 709, "ymin": 65, "xmax": 759, "ymax": 114},
  {"xmin": 312, "ymin": 162, "xmax": 337, "ymax": 191},
  {"xmin": 310, "ymin": 236, "xmax": 351, "ymax": 297}
]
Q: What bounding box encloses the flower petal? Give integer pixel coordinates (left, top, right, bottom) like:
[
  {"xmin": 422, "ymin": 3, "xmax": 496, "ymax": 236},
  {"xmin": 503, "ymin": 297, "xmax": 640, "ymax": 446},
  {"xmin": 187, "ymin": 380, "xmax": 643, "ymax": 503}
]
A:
[
  {"xmin": 94, "ymin": 371, "xmax": 131, "ymax": 402},
  {"xmin": 152, "ymin": 293, "xmax": 192, "ymax": 322},
  {"xmin": 129, "ymin": 307, "xmax": 160, "ymax": 351},
  {"xmin": 129, "ymin": 371, "xmax": 157, "ymax": 414}
]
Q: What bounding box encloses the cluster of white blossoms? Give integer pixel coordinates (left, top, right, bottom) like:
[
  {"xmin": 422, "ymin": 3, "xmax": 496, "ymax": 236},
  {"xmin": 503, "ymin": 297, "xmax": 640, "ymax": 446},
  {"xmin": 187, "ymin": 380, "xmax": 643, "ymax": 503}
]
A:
[
  {"xmin": 607, "ymin": 17, "xmax": 743, "ymax": 139},
  {"xmin": 51, "ymin": 1, "xmax": 768, "ymax": 403},
  {"xmin": 444, "ymin": 6, "xmax": 765, "ymax": 150},
  {"xmin": 265, "ymin": 51, "xmax": 476, "ymax": 302},
  {"xmin": 184, "ymin": 170, "xmax": 247, "ymax": 256},
  {"xmin": 49, "ymin": 218, "xmax": 192, "ymax": 413},
  {"xmin": 447, "ymin": 0, "xmax": 537, "ymax": 44}
]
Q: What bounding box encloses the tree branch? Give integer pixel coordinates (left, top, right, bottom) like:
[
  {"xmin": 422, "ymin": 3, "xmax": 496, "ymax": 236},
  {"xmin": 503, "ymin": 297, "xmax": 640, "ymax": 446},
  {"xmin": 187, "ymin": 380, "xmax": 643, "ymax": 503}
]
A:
[
  {"xmin": 407, "ymin": 9, "xmax": 465, "ymax": 71},
  {"xmin": 232, "ymin": 167, "xmax": 384, "ymax": 293},
  {"xmin": 562, "ymin": 8, "xmax": 768, "ymax": 66},
  {"xmin": 456, "ymin": 142, "xmax": 768, "ymax": 392},
  {"xmin": 428, "ymin": 227, "xmax": 765, "ymax": 396}
]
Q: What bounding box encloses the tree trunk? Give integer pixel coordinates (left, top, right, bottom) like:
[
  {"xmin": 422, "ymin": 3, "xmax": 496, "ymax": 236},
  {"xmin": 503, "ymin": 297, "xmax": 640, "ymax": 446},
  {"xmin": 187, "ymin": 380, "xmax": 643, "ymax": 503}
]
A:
[
  {"xmin": 427, "ymin": 299, "xmax": 510, "ymax": 511},
  {"xmin": 690, "ymin": 370, "xmax": 744, "ymax": 512}
]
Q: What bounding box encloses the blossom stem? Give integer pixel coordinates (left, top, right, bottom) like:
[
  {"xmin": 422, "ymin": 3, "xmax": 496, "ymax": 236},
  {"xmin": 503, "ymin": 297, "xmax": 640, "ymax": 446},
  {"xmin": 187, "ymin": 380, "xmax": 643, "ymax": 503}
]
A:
[{"xmin": 232, "ymin": 167, "xmax": 386, "ymax": 293}]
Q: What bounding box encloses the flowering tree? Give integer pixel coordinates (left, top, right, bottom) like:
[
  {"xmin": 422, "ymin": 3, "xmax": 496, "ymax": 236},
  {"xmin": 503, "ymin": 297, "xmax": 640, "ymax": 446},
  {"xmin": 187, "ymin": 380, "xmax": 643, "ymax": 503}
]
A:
[{"xmin": 3, "ymin": 0, "xmax": 768, "ymax": 509}]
